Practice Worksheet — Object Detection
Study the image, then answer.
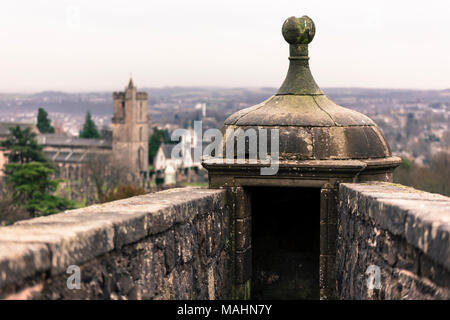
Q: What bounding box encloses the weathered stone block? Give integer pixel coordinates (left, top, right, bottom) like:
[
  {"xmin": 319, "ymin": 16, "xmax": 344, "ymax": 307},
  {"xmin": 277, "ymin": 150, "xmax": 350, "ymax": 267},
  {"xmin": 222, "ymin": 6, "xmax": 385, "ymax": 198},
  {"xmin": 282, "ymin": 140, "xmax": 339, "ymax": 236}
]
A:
[
  {"xmin": 235, "ymin": 187, "xmax": 251, "ymax": 219},
  {"xmin": 320, "ymin": 223, "xmax": 337, "ymax": 255},
  {"xmin": 0, "ymin": 222, "xmax": 114, "ymax": 275},
  {"xmin": 235, "ymin": 247, "xmax": 252, "ymax": 285},
  {"xmin": 0, "ymin": 187, "xmax": 232, "ymax": 300},
  {"xmin": 235, "ymin": 217, "xmax": 251, "ymax": 251},
  {"xmin": 0, "ymin": 242, "xmax": 50, "ymax": 291},
  {"xmin": 337, "ymin": 182, "xmax": 450, "ymax": 300}
]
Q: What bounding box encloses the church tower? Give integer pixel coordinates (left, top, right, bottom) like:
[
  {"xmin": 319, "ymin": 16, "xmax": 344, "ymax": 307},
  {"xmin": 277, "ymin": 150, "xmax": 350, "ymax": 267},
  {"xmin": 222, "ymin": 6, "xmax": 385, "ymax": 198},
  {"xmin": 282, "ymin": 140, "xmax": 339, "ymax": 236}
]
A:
[{"xmin": 112, "ymin": 78, "xmax": 149, "ymax": 179}]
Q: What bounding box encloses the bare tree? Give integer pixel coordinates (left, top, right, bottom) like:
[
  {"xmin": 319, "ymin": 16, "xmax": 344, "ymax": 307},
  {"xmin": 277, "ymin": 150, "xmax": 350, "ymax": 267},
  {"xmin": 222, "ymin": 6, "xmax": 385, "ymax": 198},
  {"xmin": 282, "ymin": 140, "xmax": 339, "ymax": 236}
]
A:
[
  {"xmin": 82, "ymin": 151, "xmax": 130, "ymax": 203},
  {"xmin": 0, "ymin": 178, "xmax": 30, "ymax": 225}
]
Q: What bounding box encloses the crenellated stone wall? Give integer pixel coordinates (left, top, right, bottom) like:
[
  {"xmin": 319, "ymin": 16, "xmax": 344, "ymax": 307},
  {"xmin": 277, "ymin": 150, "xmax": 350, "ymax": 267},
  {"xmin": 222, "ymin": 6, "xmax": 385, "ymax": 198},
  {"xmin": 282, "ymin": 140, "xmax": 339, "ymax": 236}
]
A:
[
  {"xmin": 0, "ymin": 188, "xmax": 232, "ymax": 300},
  {"xmin": 337, "ymin": 182, "xmax": 450, "ymax": 299}
]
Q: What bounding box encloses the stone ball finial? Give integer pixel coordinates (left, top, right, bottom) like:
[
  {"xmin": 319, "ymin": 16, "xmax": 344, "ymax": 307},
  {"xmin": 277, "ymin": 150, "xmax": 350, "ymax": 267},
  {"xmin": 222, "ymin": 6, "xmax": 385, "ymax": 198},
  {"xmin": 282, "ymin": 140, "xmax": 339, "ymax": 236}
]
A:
[{"xmin": 282, "ymin": 15, "xmax": 315, "ymax": 45}]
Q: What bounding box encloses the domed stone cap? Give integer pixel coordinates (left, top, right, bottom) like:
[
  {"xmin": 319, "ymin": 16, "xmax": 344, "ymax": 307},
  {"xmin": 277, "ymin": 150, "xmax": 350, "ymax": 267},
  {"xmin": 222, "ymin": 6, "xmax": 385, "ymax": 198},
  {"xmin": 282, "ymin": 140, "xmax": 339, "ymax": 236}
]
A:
[{"xmin": 222, "ymin": 15, "xmax": 393, "ymax": 161}]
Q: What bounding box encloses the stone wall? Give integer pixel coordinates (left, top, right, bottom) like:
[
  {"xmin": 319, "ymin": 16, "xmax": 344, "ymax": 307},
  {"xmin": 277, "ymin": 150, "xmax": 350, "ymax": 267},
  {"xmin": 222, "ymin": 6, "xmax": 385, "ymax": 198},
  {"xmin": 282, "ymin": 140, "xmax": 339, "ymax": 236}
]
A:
[
  {"xmin": 0, "ymin": 187, "xmax": 232, "ymax": 300},
  {"xmin": 337, "ymin": 182, "xmax": 450, "ymax": 299},
  {"xmin": 2, "ymin": 182, "xmax": 449, "ymax": 300}
]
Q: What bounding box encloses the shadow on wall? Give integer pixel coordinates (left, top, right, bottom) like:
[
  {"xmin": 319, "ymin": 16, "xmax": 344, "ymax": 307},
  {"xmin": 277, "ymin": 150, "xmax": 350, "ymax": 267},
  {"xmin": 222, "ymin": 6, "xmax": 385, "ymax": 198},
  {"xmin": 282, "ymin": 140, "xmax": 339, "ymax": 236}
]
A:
[{"xmin": 249, "ymin": 187, "xmax": 320, "ymax": 300}]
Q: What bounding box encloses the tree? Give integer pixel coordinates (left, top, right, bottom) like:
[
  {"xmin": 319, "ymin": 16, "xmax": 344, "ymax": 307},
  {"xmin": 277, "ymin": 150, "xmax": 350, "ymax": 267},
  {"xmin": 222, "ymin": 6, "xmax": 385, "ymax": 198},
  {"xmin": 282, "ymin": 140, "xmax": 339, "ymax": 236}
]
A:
[
  {"xmin": 4, "ymin": 162, "xmax": 73, "ymax": 216},
  {"xmin": 148, "ymin": 127, "xmax": 170, "ymax": 164},
  {"xmin": 0, "ymin": 126, "xmax": 47, "ymax": 164},
  {"xmin": 0, "ymin": 126, "xmax": 74, "ymax": 218},
  {"xmin": 79, "ymin": 111, "xmax": 101, "ymax": 139},
  {"xmin": 394, "ymin": 152, "xmax": 450, "ymax": 196},
  {"xmin": 36, "ymin": 108, "xmax": 55, "ymax": 133},
  {"xmin": 405, "ymin": 113, "xmax": 420, "ymax": 138},
  {"xmin": 101, "ymin": 184, "xmax": 146, "ymax": 203},
  {"xmin": 0, "ymin": 183, "xmax": 30, "ymax": 225},
  {"xmin": 82, "ymin": 153, "xmax": 131, "ymax": 203}
]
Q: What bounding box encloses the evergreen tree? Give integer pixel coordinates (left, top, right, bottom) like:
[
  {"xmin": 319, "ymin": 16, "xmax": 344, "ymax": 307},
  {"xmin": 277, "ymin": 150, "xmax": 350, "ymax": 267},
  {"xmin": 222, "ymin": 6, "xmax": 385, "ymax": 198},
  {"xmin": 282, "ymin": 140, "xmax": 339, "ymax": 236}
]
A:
[
  {"xmin": 36, "ymin": 108, "xmax": 55, "ymax": 133},
  {"xmin": 4, "ymin": 162, "xmax": 73, "ymax": 216},
  {"xmin": 79, "ymin": 111, "xmax": 101, "ymax": 139},
  {"xmin": 148, "ymin": 127, "xmax": 170, "ymax": 164},
  {"xmin": 0, "ymin": 126, "xmax": 47, "ymax": 164},
  {"xmin": 1, "ymin": 126, "xmax": 74, "ymax": 217}
]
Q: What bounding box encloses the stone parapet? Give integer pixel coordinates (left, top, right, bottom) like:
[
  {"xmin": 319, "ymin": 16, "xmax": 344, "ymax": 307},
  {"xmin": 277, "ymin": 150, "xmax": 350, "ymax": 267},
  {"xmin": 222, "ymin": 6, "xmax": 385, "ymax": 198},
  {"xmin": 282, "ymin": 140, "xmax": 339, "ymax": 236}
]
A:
[
  {"xmin": 337, "ymin": 182, "xmax": 450, "ymax": 299},
  {"xmin": 0, "ymin": 187, "xmax": 232, "ymax": 299}
]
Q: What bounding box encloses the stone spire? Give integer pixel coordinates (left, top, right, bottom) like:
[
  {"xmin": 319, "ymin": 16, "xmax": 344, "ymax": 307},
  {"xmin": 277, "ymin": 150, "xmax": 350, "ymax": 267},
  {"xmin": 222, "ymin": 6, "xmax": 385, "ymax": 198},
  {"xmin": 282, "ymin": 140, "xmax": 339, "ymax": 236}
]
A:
[{"xmin": 128, "ymin": 76, "xmax": 134, "ymax": 89}]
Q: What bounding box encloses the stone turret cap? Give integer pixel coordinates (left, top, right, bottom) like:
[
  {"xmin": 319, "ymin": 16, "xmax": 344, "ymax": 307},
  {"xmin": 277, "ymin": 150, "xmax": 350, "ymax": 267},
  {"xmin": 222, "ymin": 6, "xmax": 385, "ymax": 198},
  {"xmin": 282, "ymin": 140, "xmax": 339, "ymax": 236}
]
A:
[{"xmin": 219, "ymin": 15, "xmax": 400, "ymax": 163}]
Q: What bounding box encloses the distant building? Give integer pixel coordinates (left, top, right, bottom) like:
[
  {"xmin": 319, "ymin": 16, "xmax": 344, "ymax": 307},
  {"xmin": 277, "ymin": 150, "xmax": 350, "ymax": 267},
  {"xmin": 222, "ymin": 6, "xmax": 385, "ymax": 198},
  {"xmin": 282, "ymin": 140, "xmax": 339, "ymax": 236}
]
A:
[
  {"xmin": 0, "ymin": 79, "xmax": 150, "ymax": 182},
  {"xmin": 154, "ymin": 127, "xmax": 205, "ymax": 173},
  {"xmin": 154, "ymin": 144, "xmax": 181, "ymax": 172},
  {"xmin": 112, "ymin": 78, "xmax": 149, "ymax": 179},
  {"xmin": 37, "ymin": 133, "xmax": 112, "ymax": 180},
  {"xmin": 194, "ymin": 103, "xmax": 206, "ymax": 118},
  {"xmin": 153, "ymin": 127, "xmax": 208, "ymax": 185}
]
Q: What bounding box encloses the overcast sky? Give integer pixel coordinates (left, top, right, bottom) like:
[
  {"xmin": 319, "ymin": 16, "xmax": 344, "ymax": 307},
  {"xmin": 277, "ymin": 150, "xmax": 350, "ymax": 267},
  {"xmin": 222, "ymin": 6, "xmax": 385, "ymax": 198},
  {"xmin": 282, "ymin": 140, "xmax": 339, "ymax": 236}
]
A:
[{"xmin": 0, "ymin": 0, "xmax": 449, "ymax": 92}]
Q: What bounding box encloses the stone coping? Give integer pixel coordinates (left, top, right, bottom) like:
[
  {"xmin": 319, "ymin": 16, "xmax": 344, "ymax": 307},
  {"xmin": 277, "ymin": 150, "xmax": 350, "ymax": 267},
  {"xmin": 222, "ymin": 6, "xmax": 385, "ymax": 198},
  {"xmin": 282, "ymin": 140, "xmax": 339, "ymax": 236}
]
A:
[
  {"xmin": 203, "ymin": 156, "xmax": 401, "ymax": 171},
  {"xmin": 0, "ymin": 187, "xmax": 226, "ymax": 291},
  {"xmin": 340, "ymin": 182, "xmax": 450, "ymax": 271}
]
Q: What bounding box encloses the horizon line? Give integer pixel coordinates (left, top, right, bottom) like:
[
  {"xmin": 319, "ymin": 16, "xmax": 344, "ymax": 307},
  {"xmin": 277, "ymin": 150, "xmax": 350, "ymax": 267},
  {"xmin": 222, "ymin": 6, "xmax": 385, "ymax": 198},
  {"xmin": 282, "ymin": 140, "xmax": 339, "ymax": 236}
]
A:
[{"xmin": 1, "ymin": 86, "xmax": 449, "ymax": 95}]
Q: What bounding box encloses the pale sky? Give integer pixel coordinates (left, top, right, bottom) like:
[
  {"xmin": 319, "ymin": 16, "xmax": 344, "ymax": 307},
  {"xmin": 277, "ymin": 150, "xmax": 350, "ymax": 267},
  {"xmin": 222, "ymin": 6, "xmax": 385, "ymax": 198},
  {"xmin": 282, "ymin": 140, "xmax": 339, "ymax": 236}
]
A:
[{"xmin": 0, "ymin": 0, "xmax": 449, "ymax": 92}]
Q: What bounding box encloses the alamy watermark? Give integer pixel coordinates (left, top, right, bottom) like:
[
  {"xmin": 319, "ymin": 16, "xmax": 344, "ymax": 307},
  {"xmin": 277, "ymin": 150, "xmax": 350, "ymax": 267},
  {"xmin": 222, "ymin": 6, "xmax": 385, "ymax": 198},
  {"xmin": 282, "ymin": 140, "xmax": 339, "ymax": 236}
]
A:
[
  {"xmin": 171, "ymin": 121, "xmax": 280, "ymax": 175},
  {"xmin": 66, "ymin": 265, "xmax": 81, "ymax": 290},
  {"xmin": 365, "ymin": 264, "xmax": 381, "ymax": 290}
]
